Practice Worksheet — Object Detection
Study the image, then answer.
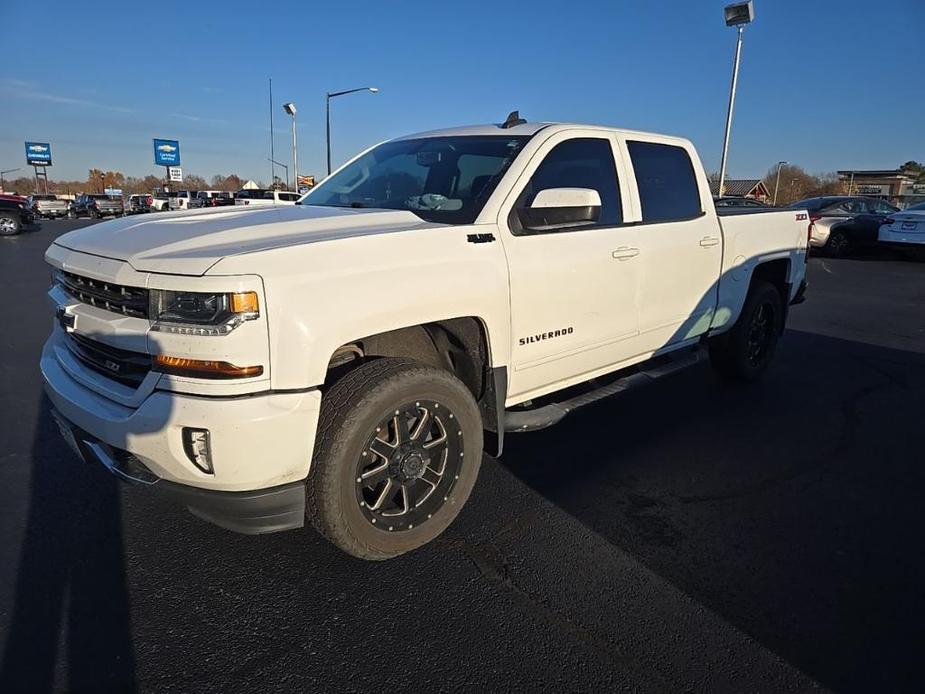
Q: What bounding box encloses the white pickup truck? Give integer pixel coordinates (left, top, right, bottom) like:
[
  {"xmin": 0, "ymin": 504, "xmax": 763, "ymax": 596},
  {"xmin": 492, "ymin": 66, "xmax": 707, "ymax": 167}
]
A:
[{"xmin": 42, "ymin": 117, "xmax": 808, "ymax": 559}]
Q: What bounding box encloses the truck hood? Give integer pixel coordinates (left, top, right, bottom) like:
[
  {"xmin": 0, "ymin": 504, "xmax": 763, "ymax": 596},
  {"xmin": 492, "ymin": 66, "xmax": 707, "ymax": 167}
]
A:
[{"xmin": 53, "ymin": 205, "xmax": 440, "ymax": 275}]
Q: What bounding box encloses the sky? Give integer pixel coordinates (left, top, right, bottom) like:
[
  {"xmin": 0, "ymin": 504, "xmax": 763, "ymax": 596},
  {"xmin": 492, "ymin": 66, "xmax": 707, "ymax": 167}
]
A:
[{"xmin": 2, "ymin": 0, "xmax": 923, "ymax": 184}]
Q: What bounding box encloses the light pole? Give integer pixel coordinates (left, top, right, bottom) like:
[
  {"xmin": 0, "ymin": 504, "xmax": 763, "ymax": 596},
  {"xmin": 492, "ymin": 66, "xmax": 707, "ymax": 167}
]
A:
[
  {"xmin": 1, "ymin": 167, "xmax": 21, "ymax": 192},
  {"xmin": 283, "ymin": 103, "xmax": 298, "ymax": 193},
  {"xmin": 773, "ymin": 160, "xmax": 787, "ymax": 206},
  {"xmin": 268, "ymin": 158, "xmax": 289, "ymax": 191},
  {"xmin": 718, "ymin": 2, "xmax": 754, "ymax": 198},
  {"xmin": 326, "ymin": 86, "xmax": 379, "ymax": 175}
]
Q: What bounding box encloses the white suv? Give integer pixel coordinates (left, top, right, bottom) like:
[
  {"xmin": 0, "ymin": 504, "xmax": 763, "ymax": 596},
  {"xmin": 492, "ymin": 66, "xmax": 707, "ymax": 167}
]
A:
[{"xmin": 234, "ymin": 189, "xmax": 301, "ymax": 207}]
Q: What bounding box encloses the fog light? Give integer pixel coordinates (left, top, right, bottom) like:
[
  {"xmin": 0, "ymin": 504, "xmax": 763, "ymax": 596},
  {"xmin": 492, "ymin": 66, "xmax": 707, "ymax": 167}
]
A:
[{"xmin": 182, "ymin": 428, "xmax": 213, "ymax": 474}]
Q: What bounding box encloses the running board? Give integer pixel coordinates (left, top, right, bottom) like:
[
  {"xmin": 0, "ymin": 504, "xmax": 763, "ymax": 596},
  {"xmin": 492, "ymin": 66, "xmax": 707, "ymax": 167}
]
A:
[{"xmin": 503, "ymin": 347, "xmax": 705, "ymax": 433}]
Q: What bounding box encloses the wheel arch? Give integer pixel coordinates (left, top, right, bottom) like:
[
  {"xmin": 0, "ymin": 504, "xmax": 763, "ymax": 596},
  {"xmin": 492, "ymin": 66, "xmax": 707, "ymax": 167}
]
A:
[
  {"xmin": 323, "ymin": 316, "xmax": 506, "ymax": 455},
  {"xmin": 747, "ymin": 257, "xmax": 792, "ymax": 334}
]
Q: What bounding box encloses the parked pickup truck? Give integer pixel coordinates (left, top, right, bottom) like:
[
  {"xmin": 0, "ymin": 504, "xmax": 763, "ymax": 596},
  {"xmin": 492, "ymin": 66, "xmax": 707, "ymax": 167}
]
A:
[
  {"xmin": 70, "ymin": 193, "xmax": 124, "ymax": 218},
  {"xmin": 29, "ymin": 193, "xmax": 70, "ymax": 219},
  {"xmin": 190, "ymin": 190, "xmax": 235, "ymax": 208},
  {"xmin": 168, "ymin": 190, "xmax": 199, "ymax": 211},
  {"xmin": 41, "ymin": 117, "xmax": 809, "ymax": 559}
]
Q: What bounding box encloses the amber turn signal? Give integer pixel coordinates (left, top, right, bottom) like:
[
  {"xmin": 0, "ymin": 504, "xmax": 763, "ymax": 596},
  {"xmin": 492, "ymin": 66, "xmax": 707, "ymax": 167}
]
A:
[
  {"xmin": 153, "ymin": 354, "xmax": 264, "ymax": 379},
  {"xmin": 230, "ymin": 291, "xmax": 259, "ymax": 314}
]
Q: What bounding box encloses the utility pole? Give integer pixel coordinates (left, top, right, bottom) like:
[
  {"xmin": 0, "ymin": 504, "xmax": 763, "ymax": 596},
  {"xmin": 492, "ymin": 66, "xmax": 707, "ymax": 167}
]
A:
[
  {"xmin": 269, "ymin": 78, "xmax": 276, "ymax": 188},
  {"xmin": 718, "ymin": 25, "xmax": 745, "ymax": 198},
  {"xmin": 283, "ymin": 103, "xmax": 298, "ymax": 193},
  {"xmin": 773, "ymin": 161, "xmax": 787, "ymax": 206},
  {"xmin": 718, "ymin": 2, "xmax": 754, "ymax": 197}
]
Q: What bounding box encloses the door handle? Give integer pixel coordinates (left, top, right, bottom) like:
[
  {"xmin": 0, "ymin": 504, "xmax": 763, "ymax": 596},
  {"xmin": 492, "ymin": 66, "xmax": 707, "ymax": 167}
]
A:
[
  {"xmin": 699, "ymin": 236, "xmax": 720, "ymax": 248},
  {"xmin": 612, "ymin": 246, "xmax": 640, "ymax": 261}
]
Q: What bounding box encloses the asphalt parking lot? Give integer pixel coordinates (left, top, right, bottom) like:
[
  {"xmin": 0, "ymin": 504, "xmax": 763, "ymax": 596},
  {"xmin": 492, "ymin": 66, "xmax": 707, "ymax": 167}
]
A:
[{"xmin": 1, "ymin": 219, "xmax": 923, "ymax": 693}]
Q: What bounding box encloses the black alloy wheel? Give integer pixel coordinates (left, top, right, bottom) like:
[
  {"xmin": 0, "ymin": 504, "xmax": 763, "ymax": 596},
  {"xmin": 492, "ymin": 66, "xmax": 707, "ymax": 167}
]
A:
[
  {"xmin": 709, "ymin": 281, "xmax": 782, "ymax": 382},
  {"xmin": 355, "ymin": 400, "xmax": 463, "ymax": 532},
  {"xmin": 826, "ymin": 229, "xmax": 850, "ymax": 257},
  {"xmin": 307, "ymin": 357, "xmax": 483, "ymax": 560}
]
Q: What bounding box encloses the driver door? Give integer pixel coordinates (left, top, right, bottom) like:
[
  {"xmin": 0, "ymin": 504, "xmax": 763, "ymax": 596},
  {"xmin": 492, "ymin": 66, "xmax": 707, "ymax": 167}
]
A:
[{"xmin": 500, "ymin": 131, "xmax": 641, "ymax": 402}]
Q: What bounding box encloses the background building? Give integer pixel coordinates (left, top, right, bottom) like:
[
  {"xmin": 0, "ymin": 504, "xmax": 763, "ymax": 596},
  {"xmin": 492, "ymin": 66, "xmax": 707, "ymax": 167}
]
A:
[
  {"xmin": 709, "ymin": 179, "xmax": 770, "ymax": 201},
  {"xmin": 837, "ymin": 170, "xmax": 924, "ymax": 208}
]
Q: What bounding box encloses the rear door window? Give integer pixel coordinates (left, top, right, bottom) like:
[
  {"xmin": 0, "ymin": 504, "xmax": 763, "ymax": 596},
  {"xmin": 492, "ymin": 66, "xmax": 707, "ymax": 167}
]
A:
[{"xmin": 628, "ymin": 141, "xmax": 702, "ymax": 223}]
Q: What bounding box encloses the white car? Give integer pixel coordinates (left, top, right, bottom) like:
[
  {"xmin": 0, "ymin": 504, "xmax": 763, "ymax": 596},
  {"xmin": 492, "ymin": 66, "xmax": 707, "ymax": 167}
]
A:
[
  {"xmin": 42, "ymin": 117, "xmax": 809, "ymax": 560},
  {"xmin": 234, "ymin": 189, "xmax": 301, "ymax": 206},
  {"xmin": 878, "ymin": 201, "xmax": 925, "ymax": 249}
]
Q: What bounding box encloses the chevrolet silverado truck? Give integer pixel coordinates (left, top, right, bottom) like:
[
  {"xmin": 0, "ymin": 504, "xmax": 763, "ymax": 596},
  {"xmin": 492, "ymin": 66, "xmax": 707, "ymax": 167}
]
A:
[
  {"xmin": 29, "ymin": 193, "xmax": 70, "ymax": 219},
  {"xmin": 42, "ymin": 116, "xmax": 809, "ymax": 560}
]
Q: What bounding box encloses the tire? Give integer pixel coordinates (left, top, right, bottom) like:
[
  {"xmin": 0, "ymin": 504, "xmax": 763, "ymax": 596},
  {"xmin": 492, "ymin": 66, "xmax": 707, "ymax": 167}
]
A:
[
  {"xmin": 0, "ymin": 213, "xmax": 21, "ymax": 236},
  {"xmin": 824, "ymin": 229, "xmax": 850, "ymax": 257},
  {"xmin": 709, "ymin": 281, "xmax": 783, "ymax": 382},
  {"xmin": 307, "ymin": 357, "xmax": 483, "ymax": 560}
]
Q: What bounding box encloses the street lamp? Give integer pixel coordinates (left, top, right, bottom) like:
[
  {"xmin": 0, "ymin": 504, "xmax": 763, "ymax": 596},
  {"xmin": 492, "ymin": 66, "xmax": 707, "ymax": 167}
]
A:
[
  {"xmin": 1, "ymin": 167, "xmax": 22, "ymax": 191},
  {"xmin": 326, "ymin": 86, "xmax": 379, "ymax": 175},
  {"xmin": 773, "ymin": 160, "xmax": 787, "ymax": 206},
  {"xmin": 718, "ymin": 1, "xmax": 754, "ymax": 198},
  {"xmin": 268, "ymin": 158, "xmax": 289, "ymax": 191},
  {"xmin": 282, "ymin": 102, "xmax": 298, "ymax": 193}
]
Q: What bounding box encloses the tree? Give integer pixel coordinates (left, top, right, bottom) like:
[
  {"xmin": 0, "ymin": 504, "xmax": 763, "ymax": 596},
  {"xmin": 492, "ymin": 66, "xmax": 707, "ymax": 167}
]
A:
[
  {"xmin": 210, "ymin": 174, "xmax": 244, "ymax": 192},
  {"xmin": 182, "ymin": 174, "xmax": 208, "ymax": 190},
  {"xmin": 900, "ymin": 161, "xmax": 925, "ymax": 183},
  {"xmin": 761, "ymin": 164, "xmax": 844, "ymax": 205}
]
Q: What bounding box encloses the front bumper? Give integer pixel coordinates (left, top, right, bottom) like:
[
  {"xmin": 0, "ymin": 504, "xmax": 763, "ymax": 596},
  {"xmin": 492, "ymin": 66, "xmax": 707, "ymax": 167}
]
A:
[
  {"xmin": 51, "ymin": 410, "xmax": 306, "ymax": 533},
  {"xmin": 41, "ymin": 334, "xmax": 322, "ymax": 533}
]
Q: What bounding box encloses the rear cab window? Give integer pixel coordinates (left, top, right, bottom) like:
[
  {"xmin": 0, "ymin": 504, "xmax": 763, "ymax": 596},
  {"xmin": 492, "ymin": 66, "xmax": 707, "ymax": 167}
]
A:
[{"xmin": 627, "ymin": 141, "xmax": 702, "ymax": 223}]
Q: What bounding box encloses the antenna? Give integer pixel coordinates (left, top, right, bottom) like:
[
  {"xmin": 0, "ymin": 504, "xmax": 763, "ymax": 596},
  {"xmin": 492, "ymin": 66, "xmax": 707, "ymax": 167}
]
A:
[{"xmin": 500, "ymin": 110, "xmax": 527, "ymax": 129}]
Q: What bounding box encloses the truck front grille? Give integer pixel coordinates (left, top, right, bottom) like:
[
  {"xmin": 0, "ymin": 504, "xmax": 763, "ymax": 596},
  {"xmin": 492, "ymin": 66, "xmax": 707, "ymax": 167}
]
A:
[
  {"xmin": 56, "ymin": 271, "xmax": 149, "ymax": 319},
  {"xmin": 65, "ymin": 333, "xmax": 152, "ymax": 387}
]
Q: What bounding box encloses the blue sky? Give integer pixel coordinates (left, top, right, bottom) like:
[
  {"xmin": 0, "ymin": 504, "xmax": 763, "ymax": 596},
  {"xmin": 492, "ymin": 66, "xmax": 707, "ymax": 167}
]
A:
[{"xmin": 2, "ymin": 0, "xmax": 922, "ymax": 183}]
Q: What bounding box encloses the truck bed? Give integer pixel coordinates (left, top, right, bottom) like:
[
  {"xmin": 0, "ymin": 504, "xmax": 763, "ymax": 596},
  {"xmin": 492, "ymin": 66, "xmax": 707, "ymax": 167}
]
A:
[{"xmin": 714, "ymin": 206, "xmax": 809, "ymax": 328}]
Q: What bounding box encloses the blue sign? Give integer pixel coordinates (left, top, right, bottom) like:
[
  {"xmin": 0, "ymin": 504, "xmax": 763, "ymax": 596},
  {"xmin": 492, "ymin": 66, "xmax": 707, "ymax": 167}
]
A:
[
  {"xmin": 25, "ymin": 142, "xmax": 52, "ymax": 166},
  {"xmin": 153, "ymin": 138, "xmax": 181, "ymax": 166}
]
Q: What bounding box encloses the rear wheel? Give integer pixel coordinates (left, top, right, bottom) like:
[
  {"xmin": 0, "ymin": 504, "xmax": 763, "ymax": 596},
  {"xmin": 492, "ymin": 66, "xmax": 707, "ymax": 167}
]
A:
[
  {"xmin": 307, "ymin": 358, "xmax": 483, "ymax": 560},
  {"xmin": 825, "ymin": 229, "xmax": 850, "ymax": 257},
  {"xmin": 709, "ymin": 281, "xmax": 783, "ymax": 382}
]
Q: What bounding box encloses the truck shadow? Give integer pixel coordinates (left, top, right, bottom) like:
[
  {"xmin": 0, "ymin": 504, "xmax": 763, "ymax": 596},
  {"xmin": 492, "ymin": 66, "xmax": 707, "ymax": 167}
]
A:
[
  {"xmin": 499, "ymin": 328, "xmax": 925, "ymax": 693},
  {"xmin": 0, "ymin": 395, "xmax": 137, "ymax": 693}
]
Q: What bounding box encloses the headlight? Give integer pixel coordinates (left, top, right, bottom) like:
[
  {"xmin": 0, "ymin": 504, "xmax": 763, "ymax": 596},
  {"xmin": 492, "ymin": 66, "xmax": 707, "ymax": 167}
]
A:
[{"xmin": 149, "ymin": 290, "xmax": 259, "ymax": 336}]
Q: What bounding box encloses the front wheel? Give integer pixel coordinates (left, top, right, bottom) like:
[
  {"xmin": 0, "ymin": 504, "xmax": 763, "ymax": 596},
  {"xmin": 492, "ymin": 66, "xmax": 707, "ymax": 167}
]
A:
[
  {"xmin": 0, "ymin": 213, "xmax": 21, "ymax": 236},
  {"xmin": 307, "ymin": 358, "xmax": 483, "ymax": 560},
  {"xmin": 709, "ymin": 281, "xmax": 783, "ymax": 382}
]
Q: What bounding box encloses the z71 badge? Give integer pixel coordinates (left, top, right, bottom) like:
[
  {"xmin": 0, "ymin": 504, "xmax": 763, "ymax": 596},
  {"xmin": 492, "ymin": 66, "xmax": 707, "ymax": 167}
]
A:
[{"xmin": 519, "ymin": 327, "xmax": 574, "ymax": 346}]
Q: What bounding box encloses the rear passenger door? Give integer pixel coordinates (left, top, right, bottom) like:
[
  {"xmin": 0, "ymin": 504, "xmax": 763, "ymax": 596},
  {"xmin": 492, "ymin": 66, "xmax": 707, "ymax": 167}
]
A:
[{"xmin": 622, "ymin": 138, "xmax": 722, "ymax": 352}]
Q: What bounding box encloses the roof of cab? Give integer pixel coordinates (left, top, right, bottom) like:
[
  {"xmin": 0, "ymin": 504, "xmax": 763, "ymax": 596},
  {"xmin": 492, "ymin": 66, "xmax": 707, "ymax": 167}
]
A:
[{"xmin": 392, "ymin": 121, "xmax": 690, "ymax": 146}]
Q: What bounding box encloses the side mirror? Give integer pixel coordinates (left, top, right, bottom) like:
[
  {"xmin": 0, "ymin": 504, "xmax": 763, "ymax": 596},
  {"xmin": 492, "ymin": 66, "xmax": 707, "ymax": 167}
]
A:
[{"xmin": 519, "ymin": 187, "xmax": 602, "ymax": 232}]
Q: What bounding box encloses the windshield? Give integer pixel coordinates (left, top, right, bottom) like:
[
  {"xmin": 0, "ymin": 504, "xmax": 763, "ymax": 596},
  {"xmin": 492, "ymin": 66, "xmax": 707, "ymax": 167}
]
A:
[
  {"xmin": 907, "ymin": 201, "xmax": 925, "ymax": 211},
  {"xmin": 302, "ymin": 135, "xmax": 531, "ymax": 224}
]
